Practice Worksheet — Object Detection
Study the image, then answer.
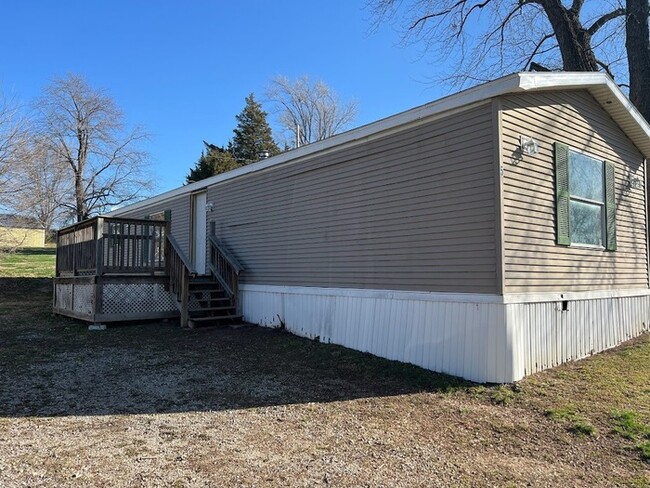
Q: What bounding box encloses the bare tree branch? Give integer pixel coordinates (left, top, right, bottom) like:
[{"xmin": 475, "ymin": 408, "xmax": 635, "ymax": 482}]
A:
[
  {"xmin": 410, "ymin": 0, "xmax": 470, "ymax": 29},
  {"xmin": 570, "ymin": 0, "xmax": 585, "ymax": 15},
  {"xmin": 457, "ymin": 0, "xmax": 493, "ymax": 34},
  {"xmin": 588, "ymin": 8, "xmax": 626, "ymax": 36},
  {"xmin": 366, "ymin": 0, "xmax": 633, "ymax": 91},
  {"xmin": 525, "ymin": 33, "xmax": 556, "ymax": 68}
]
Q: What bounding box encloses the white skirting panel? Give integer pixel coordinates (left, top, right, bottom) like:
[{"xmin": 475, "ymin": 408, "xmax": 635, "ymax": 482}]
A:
[
  {"xmin": 507, "ymin": 294, "xmax": 650, "ymax": 380},
  {"xmin": 240, "ymin": 284, "xmax": 650, "ymax": 383},
  {"xmin": 241, "ymin": 285, "xmax": 508, "ymax": 383}
]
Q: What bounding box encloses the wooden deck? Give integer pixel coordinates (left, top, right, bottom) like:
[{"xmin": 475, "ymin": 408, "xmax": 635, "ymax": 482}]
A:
[
  {"xmin": 53, "ymin": 217, "xmax": 179, "ymax": 323},
  {"xmin": 53, "ymin": 216, "xmax": 244, "ymax": 327}
]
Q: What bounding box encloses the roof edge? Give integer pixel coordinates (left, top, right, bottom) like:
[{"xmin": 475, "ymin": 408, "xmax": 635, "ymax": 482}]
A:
[{"xmin": 107, "ymin": 72, "xmax": 649, "ymax": 217}]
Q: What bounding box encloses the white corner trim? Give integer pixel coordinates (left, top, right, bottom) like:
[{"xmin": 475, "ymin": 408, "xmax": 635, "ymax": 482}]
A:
[
  {"xmin": 502, "ymin": 288, "xmax": 650, "ymax": 304},
  {"xmin": 239, "ymin": 284, "xmax": 504, "ymax": 304},
  {"xmin": 517, "ymin": 71, "xmax": 609, "ymax": 90},
  {"xmin": 240, "ymin": 283, "xmax": 650, "ymax": 306}
]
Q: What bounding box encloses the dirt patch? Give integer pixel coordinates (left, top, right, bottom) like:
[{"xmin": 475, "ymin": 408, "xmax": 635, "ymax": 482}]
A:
[{"xmin": 0, "ymin": 280, "xmax": 649, "ymax": 487}]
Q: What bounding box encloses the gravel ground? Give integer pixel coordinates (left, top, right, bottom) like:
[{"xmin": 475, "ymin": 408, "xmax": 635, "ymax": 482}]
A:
[{"xmin": 0, "ymin": 278, "xmax": 649, "ymax": 487}]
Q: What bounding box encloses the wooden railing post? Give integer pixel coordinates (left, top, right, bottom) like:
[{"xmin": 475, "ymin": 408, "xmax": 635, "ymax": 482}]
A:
[
  {"xmin": 95, "ymin": 217, "xmax": 104, "ymax": 276},
  {"xmin": 148, "ymin": 222, "xmax": 155, "ymax": 275},
  {"xmin": 165, "ymin": 234, "xmax": 195, "ymax": 328},
  {"xmin": 94, "ymin": 218, "xmax": 104, "ymax": 322},
  {"xmin": 165, "ymin": 219, "xmax": 171, "ymax": 272},
  {"xmin": 55, "ymin": 230, "xmax": 61, "ymax": 278},
  {"xmin": 72, "ymin": 224, "xmax": 78, "ymax": 276},
  {"xmin": 232, "ymin": 268, "xmax": 240, "ymax": 314}
]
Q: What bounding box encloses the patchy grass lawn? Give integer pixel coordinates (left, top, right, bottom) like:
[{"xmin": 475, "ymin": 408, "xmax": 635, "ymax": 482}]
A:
[
  {"xmin": 0, "ymin": 253, "xmax": 649, "ymax": 486},
  {"xmin": 0, "ymin": 246, "xmax": 56, "ymax": 277}
]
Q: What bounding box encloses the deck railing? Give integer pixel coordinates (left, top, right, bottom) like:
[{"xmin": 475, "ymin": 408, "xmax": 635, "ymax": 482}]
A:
[
  {"xmin": 165, "ymin": 234, "xmax": 196, "ymax": 327},
  {"xmin": 56, "ymin": 217, "xmax": 168, "ymax": 276},
  {"xmin": 103, "ymin": 218, "xmax": 167, "ymax": 274},
  {"xmin": 208, "ymin": 235, "xmax": 244, "ymax": 313},
  {"xmin": 56, "ymin": 219, "xmax": 99, "ymax": 276}
]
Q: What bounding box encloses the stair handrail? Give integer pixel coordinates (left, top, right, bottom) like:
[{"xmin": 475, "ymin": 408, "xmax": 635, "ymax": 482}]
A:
[
  {"xmin": 165, "ymin": 234, "xmax": 196, "ymax": 327},
  {"xmin": 207, "ymin": 235, "xmax": 244, "ymax": 312}
]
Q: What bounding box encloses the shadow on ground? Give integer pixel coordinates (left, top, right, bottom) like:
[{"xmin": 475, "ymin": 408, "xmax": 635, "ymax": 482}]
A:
[
  {"xmin": 0, "ymin": 278, "xmax": 470, "ymax": 418},
  {"xmin": 9, "ymin": 247, "xmax": 56, "ymax": 256}
]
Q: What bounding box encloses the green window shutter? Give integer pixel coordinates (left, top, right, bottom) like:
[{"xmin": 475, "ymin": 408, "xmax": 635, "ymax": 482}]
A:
[
  {"xmin": 555, "ymin": 142, "xmax": 571, "ymax": 246},
  {"xmin": 144, "ymin": 215, "xmax": 150, "ymax": 220},
  {"xmin": 164, "ymin": 210, "xmax": 172, "ymax": 222},
  {"xmin": 605, "ymin": 161, "xmax": 617, "ymax": 251}
]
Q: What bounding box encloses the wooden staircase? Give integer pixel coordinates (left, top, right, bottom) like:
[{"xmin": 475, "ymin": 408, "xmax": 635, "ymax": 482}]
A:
[
  {"xmin": 186, "ymin": 276, "xmax": 242, "ymax": 328},
  {"xmin": 165, "ymin": 233, "xmax": 244, "ymax": 329}
]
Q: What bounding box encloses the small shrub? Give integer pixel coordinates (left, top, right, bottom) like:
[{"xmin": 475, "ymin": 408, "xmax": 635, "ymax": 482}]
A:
[
  {"xmin": 628, "ymin": 476, "xmax": 650, "ymax": 488},
  {"xmin": 570, "ymin": 420, "xmax": 596, "ymax": 437},
  {"xmin": 611, "ymin": 410, "xmax": 650, "ymax": 440},
  {"xmin": 611, "ymin": 410, "xmax": 650, "ymax": 462},
  {"xmin": 637, "ymin": 441, "xmax": 650, "ymax": 461},
  {"xmin": 546, "ymin": 406, "xmax": 596, "ymax": 436},
  {"xmin": 546, "ymin": 405, "xmax": 578, "ymax": 422},
  {"xmin": 490, "ymin": 385, "xmax": 516, "ymax": 406}
]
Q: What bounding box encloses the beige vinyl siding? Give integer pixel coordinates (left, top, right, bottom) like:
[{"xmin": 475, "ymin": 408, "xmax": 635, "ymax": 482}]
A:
[
  {"xmin": 208, "ymin": 103, "xmax": 498, "ymax": 293},
  {"xmin": 115, "ymin": 194, "xmax": 192, "ymax": 258},
  {"xmin": 500, "ymin": 90, "xmax": 648, "ymax": 293}
]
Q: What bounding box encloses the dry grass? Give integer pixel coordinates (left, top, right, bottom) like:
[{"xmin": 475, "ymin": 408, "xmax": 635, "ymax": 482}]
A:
[{"xmin": 1, "ymin": 275, "xmax": 649, "ymax": 485}]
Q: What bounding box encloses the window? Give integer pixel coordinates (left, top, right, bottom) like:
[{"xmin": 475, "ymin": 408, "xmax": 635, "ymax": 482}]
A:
[{"xmin": 555, "ymin": 142, "xmax": 616, "ymax": 250}]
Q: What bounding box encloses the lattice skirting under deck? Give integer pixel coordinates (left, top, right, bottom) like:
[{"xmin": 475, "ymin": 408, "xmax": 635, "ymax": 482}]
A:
[{"xmin": 54, "ymin": 276, "xmax": 180, "ymax": 323}]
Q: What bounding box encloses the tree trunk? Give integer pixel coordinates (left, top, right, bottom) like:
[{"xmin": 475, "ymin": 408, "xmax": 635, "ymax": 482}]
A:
[
  {"xmin": 541, "ymin": 0, "xmax": 599, "ymax": 71},
  {"xmin": 626, "ymin": 0, "xmax": 650, "ymax": 123},
  {"xmin": 74, "ymin": 171, "xmax": 87, "ymax": 222}
]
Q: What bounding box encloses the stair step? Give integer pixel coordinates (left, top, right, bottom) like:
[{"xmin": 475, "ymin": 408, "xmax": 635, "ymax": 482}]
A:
[
  {"xmin": 191, "ymin": 296, "xmax": 230, "ymax": 302},
  {"xmin": 190, "ymin": 314, "xmax": 241, "ymax": 321},
  {"xmin": 190, "ymin": 288, "xmax": 224, "ymax": 295},
  {"xmin": 189, "ymin": 281, "xmax": 221, "ymax": 287},
  {"xmin": 190, "ymin": 306, "xmax": 236, "ymax": 313},
  {"xmin": 188, "ymin": 314, "xmax": 243, "ymax": 328}
]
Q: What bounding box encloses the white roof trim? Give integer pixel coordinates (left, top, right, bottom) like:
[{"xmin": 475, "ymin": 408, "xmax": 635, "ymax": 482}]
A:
[{"xmin": 107, "ymin": 71, "xmax": 650, "ymax": 217}]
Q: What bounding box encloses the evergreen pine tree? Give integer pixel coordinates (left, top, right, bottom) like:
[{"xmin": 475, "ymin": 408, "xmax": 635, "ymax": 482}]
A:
[
  {"xmin": 185, "ymin": 141, "xmax": 240, "ymax": 184},
  {"xmin": 231, "ymin": 94, "xmax": 280, "ymax": 165}
]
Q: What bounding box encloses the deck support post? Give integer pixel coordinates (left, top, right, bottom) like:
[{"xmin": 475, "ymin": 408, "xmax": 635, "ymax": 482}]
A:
[
  {"xmin": 94, "ymin": 275, "xmax": 103, "ymax": 320},
  {"xmin": 180, "ymin": 272, "xmax": 190, "ymax": 328}
]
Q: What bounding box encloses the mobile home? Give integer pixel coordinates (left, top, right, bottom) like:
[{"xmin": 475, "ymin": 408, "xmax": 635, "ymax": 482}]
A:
[{"xmin": 55, "ymin": 72, "xmax": 650, "ymax": 383}]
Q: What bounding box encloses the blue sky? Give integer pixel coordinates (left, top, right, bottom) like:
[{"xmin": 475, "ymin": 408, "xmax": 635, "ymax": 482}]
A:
[{"xmin": 1, "ymin": 1, "xmax": 448, "ymax": 193}]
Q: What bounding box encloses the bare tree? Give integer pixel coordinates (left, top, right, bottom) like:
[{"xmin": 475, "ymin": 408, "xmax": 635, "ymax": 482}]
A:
[
  {"xmin": 368, "ymin": 1, "xmax": 648, "ymax": 120},
  {"xmin": 266, "ymin": 76, "xmax": 357, "ymax": 148},
  {"xmin": 0, "ymin": 91, "xmax": 30, "ymax": 209},
  {"xmin": 0, "ymin": 92, "xmax": 31, "ymax": 250},
  {"xmin": 35, "ymin": 74, "xmax": 152, "ymax": 222},
  {"xmin": 11, "ymin": 139, "xmax": 71, "ymax": 231}
]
